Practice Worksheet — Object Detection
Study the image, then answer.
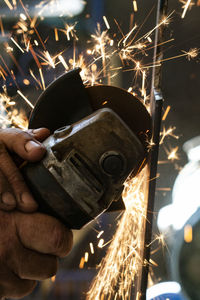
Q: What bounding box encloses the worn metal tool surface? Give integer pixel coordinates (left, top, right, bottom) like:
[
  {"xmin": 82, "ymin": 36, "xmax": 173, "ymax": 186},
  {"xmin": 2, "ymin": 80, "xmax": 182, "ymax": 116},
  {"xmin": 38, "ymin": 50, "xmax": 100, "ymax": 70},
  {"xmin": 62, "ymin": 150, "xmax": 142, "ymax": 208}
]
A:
[{"xmin": 22, "ymin": 68, "xmax": 151, "ymax": 229}]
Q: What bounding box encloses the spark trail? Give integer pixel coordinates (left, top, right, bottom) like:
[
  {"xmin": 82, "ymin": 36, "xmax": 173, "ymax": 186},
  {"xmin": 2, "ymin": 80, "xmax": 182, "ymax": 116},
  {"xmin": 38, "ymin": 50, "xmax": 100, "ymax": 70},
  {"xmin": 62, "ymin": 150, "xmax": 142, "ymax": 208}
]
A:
[{"xmin": 87, "ymin": 168, "xmax": 149, "ymax": 300}]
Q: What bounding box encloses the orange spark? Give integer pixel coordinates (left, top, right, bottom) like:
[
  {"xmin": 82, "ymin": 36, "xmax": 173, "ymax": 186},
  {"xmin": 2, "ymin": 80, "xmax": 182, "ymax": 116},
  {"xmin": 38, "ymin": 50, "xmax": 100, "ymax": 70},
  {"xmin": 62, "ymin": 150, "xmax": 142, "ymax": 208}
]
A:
[
  {"xmin": 0, "ymin": 55, "xmax": 19, "ymax": 88},
  {"xmin": 162, "ymin": 105, "xmax": 171, "ymax": 121},
  {"xmin": 17, "ymin": 90, "xmax": 34, "ymax": 109},
  {"xmin": 3, "ymin": 0, "xmax": 13, "ymax": 10},
  {"xmin": 97, "ymin": 231, "xmax": 104, "ymax": 239},
  {"xmin": 0, "ymin": 65, "xmax": 7, "ymax": 77},
  {"xmin": 0, "ymin": 70, "xmax": 6, "ymax": 80},
  {"xmin": 79, "ymin": 257, "xmax": 85, "ymax": 269},
  {"xmin": 29, "ymin": 44, "xmax": 41, "ymax": 69},
  {"xmin": 11, "ymin": 37, "xmax": 24, "ymax": 53},
  {"xmin": 157, "ymin": 48, "xmax": 198, "ymax": 64},
  {"xmin": 19, "ymin": 0, "xmax": 46, "ymax": 50},
  {"xmin": 17, "ymin": 21, "xmax": 28, "ymax": 32},
  {"xmin": 89, "ymin": 243, "xmax": 94, "ymax": 254},
  {"xmin": 133, "ymin": 0, "xmax": 138, "ymax": 12},
  {"xmin": 23, "ymin": 79, "xmax": 30, "ymax": 85},
  {"xmin": 0, "ymin": 17, "xmax": 5, "ymax": 36},
  {"xmin": 156, "ymin": 187, "xmax": 171, "ymax": 191},
  {"xmin": 103, "ymin": 16, "xmax": 110, "ymax": 30},
  {"xmin": 58, "ymin": 55, "xmax": 69, "ymax": 70},
  {"xmin": 141, "ymin": 70, "xmax": 146, "ymax": 97},
  {"xmin": 61, "ymin": 22, "xmax": 78, "ymax": 41},
  {"xmin": 160, "ymin": 126, "xmax": 179, "ymax": 145},
  {"xmin": 184, "ymin": 224, "xmax": 193, "ymax": 243},
  {"xmin": 144, "ymin": 12, "xmax": 173, "ymax": 39},
  {"xmin": 30, "ymin": 15, "xmax": 38, "ymax": 28},
  {"xmin": 54, "ymin": 28, "xmax": 59, "ymax": 41},
  {"xmin": 20, "ymin": 13, "xmax": 27, "ymax": 21},
  {"xmin": 149, "ymin": 259, "xmax": 158, "ymax": 267},
  {"xmin": 165, "ymin": 146, "xmax": 179, "ymax": 161},
  {"xmin": 84, "ymin": 252, "xmax": 89, "ymax": 262},
  {"xmin": 12, "ymin": 0, "xmax": 16, "ymax": 8},
  {"xmin": 39, "ymin": 68, "xmax": 45, "ymax": 90},
  {"xmin": 98, "ymin": 239, "xmax": 105, "ymax": 248},
  {"xmin": 44, "ymin": 51, "xmax": 55, "ymax": 68},
  {"xmin": 180, "ymin": 0, "xmax": 194, "ymax": 18},
  {"xmin": 122, "ymin": 24, "xmax": 137, "ymax": 47},
  {"xmin": 182, "ymin": 47, "xmax": 199, "ymax": 60},
  {"xmin": 29, "ymin": 69, "xmax": 42, "ymax": 90}
]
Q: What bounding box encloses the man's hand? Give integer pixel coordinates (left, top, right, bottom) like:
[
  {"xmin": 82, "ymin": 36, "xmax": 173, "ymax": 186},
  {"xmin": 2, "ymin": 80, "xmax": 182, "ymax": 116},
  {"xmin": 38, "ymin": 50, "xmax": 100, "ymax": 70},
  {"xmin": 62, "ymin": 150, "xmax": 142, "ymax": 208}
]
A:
[
  {"xmin": 0, "ymin": 128, "xmax": 50, "ymax": 212},
  {"xmin": 0, "ymin": 128, "xmax": 73, "ymax": 299},
  {"xmin": 0, "ymin": 210, "xmax": 73, "ymax": 299}
]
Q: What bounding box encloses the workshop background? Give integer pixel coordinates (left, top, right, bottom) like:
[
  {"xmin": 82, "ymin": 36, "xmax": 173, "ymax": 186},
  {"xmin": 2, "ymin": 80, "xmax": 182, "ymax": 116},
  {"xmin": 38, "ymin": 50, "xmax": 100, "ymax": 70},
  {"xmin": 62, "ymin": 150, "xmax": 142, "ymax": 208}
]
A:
[{"xmin": 0, "ymin": 0, "xmax": 200, "ymax": 299}]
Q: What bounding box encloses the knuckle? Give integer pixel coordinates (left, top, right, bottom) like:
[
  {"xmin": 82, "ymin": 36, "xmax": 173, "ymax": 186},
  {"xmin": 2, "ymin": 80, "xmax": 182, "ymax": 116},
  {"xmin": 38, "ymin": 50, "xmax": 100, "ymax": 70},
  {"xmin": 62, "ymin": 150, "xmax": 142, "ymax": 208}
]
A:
[
  {"xmin": 0, "ymin": 203, "xmax": 15, "ymax": 212},
  {"xmin": 15, "ymin": 130, "xmax": 31, "ymax": 143},
  {"xmin": 0, "ymin": 128, "xmax": 31, "ymax": 144},
  {"xmin": 7, "ymin": 169, "xmax": 24, "ymax": 185},
  {"xmin": 51, "ymin": 224, "xmax": 65, "ymax": 253},
  {"xmin": 25, "ymin": 129, "xmax": 33, "ymax": 135},
  {"xmin": 5, "ymin": 129, "xmax": 32, "ymax": 147},
  {"xmin": 15, "ymin": 129, "xmax": 29, "ymax": 137},
  {"xmin": 51, "ymin": 225, "xmax": 73, "ymax": 257}
]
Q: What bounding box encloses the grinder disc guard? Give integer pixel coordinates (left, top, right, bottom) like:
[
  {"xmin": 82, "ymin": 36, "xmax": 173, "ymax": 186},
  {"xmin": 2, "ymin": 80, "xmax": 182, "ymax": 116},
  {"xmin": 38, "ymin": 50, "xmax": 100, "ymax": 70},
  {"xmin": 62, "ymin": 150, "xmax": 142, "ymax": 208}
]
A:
[
  {"xmin": 27, "ymin": 68, "xmax": 151, "ymax": 219},
  {"xmin": 29, "ymin": 68, "xmax": 151, "ymax": 151}
]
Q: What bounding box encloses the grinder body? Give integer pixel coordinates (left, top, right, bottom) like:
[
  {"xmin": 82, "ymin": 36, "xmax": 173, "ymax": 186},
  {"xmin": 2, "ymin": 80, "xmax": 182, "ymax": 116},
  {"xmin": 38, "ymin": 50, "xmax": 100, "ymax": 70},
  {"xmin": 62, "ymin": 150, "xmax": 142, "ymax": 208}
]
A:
[
  {"xmin": 22, "ymin": 108, "xmax": 144, "ymax": 229},
  {"xmin": 23, "ymin": 68, "xmax": 151, "ymax": 229}
]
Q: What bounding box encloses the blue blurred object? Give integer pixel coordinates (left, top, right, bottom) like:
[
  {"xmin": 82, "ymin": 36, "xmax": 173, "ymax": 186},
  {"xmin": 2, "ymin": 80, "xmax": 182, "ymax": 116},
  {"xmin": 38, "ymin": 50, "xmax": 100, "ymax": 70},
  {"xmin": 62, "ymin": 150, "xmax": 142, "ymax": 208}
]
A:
[
  {"xmin": 91, "ymin": 0, "xmax": 104, "ymax": 24},
  {"xmin": 147, "ymin": 281, "xmax": 187, "ymax": 300}
]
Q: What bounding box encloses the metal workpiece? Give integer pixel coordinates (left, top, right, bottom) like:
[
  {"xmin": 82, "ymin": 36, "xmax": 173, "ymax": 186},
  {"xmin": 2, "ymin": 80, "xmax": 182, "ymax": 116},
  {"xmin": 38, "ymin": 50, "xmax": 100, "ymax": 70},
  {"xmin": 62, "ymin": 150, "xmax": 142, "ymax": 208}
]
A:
[{"xmin": 139, "ymin": 0, "xmax": 168, "ymax": 298}]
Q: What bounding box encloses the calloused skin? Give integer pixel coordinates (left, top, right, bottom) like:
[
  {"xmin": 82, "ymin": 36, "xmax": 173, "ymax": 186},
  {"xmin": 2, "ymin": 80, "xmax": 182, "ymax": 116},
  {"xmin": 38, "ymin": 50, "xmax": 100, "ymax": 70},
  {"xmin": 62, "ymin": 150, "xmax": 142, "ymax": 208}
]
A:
[{"xmin": 0, "ymin": 128, "xmax": 73, "ymax": 299}]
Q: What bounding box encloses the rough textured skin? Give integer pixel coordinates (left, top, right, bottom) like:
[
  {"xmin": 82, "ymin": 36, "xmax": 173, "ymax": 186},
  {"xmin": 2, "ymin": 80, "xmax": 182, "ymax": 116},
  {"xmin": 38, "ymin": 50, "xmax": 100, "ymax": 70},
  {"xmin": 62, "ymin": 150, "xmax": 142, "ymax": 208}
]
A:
[
  {"xmin": 0, "ymin": 210, "xmax": 73, "ymax": 299},
  {"xmin": 0, "ymin": 128, "xmax": 73, "ymax": 299},
  {"xmin": 0, "ymin": 128, "xmax": 50, "ymax": 212}
]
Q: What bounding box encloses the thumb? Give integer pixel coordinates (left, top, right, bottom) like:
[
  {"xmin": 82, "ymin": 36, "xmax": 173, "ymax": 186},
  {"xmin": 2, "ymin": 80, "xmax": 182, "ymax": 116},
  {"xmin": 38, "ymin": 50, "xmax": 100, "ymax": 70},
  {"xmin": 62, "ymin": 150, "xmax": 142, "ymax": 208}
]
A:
[{"xmin": 0, "ymin": 128, "xmax": 50, "ymax": 162}]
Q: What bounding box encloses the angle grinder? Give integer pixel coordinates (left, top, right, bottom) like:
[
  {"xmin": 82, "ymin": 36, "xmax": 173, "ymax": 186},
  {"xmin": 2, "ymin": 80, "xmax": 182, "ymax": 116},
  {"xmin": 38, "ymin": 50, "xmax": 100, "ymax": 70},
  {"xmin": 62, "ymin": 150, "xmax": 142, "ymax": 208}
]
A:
[{"xmin": 22, "ymin": 68, "xmax": 151, "ymax": 229}]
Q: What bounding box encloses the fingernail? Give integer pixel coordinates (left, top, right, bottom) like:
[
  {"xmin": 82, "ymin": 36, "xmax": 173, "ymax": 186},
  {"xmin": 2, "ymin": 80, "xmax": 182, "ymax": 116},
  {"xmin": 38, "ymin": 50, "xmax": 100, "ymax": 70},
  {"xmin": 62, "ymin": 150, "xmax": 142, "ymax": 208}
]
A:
[
  {"xmin": 1, "ymin": 192, "xmax": 16, "ymax": 206},
  {"xmin": 21, "ymin": 192, "xmax": 38, "ymax": 208},
  {"xmin": 25, "ymin": 140, "xmax": 42, "ymax": 152}
]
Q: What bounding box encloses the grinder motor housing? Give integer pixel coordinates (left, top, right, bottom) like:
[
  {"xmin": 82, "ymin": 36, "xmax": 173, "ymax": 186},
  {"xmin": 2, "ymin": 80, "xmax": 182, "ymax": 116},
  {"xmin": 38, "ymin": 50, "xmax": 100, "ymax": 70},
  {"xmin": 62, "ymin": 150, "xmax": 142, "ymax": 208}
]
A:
[
  {"xmin": 23, "ymin": 108, "xmax": 145, "ymax": 229},
  {"xmin": 22, "ymin": 68, "xmax": 151, "ymax": 229}
]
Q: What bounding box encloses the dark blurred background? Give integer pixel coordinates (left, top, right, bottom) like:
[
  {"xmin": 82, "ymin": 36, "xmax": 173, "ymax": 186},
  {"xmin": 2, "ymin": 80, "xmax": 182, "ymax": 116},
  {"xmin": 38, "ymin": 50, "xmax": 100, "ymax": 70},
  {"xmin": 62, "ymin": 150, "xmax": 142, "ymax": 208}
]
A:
[{"xmin": 0, "ymin": 0, "xmax": 200, "ymax": 299}]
